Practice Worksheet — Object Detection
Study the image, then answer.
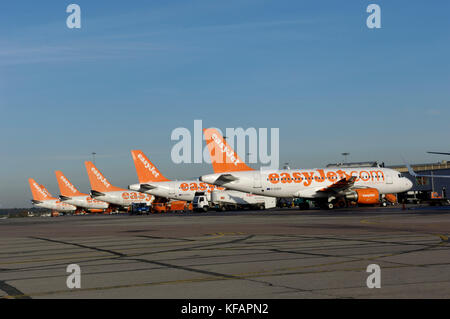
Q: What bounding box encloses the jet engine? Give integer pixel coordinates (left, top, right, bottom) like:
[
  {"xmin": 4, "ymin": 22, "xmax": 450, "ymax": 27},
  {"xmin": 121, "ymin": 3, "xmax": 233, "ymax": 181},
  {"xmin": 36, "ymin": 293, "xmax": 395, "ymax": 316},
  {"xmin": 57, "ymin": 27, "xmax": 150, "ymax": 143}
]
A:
[{"xmin": 346, "ymin": 188, "xmax": 380, "ymax": 204}]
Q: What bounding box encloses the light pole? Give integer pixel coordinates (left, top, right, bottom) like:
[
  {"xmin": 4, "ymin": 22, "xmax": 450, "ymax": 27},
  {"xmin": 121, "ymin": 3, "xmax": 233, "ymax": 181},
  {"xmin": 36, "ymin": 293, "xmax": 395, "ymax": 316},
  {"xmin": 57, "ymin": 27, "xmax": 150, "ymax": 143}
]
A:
[{"xmin": 92, "ymin": 152, "xmax": 96, "ymax": 165}]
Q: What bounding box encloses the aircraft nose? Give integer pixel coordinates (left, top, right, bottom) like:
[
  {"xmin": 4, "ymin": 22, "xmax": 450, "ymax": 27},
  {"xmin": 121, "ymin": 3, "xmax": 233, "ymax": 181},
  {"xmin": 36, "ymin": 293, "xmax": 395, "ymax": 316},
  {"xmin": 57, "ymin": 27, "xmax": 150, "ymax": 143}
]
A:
[{"xmin": 405, "ymin": 178, "xmax": 413, "ymax": 190}]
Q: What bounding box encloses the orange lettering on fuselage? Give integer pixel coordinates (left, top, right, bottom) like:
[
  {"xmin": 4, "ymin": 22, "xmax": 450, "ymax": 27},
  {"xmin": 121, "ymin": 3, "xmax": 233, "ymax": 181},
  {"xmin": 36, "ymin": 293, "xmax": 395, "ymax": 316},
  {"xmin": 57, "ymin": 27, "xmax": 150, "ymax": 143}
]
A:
[
  {"xmin": 179, "ymin": 182, "xmax": 224, "ymax": 193},
  {"xmin": 315, "ymin": 169, "xmax": 326, "ymax": 182},
  {"xmin": 269, "ymin": 173, "xmax": 279, "ymax": 184},
  {"xmin": 292, "ymin": 172, "xmax": 303, "ymax": 183},
  {"xmin": 360, "ymin": 171, "xmax": 370, "ymax": 181},
  {"xmin": 326, "ymin": 171, "xmax": 337, "ymax": 181},
  {"xmin": 301, "ymin": 172, "xmax": 314, "ymax": 186},
  {"xmin": 280, "ymin": 172, "xmax": 291, "ymax": 183},
  {"xmin": 267, "ymin": 169, "xmax": 385, "ymax": 186}
]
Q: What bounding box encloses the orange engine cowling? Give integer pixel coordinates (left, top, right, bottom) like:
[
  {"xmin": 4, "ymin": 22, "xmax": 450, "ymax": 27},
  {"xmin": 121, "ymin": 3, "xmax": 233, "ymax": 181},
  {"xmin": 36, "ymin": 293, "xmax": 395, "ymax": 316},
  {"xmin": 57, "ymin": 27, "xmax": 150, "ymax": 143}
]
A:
[
  {"xmin": 355, "ymin": 188, "xmax": 380, "ymax": 204},
  {"xmin": 385, "ymin": 193, "xmax": 397, "ymax": 203}
]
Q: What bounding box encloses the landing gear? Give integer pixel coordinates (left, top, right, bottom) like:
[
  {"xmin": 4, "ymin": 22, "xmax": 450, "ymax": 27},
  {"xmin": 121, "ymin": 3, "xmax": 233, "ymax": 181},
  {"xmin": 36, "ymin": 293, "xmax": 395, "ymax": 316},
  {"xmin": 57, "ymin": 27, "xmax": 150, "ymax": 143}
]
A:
[
  {"xmin": 336, "ymin": 199, "xmax": 347, "ymax": 208},
  {"xmin": 318, "ymin": 201, "xmax": 335, "ymax": 210}
]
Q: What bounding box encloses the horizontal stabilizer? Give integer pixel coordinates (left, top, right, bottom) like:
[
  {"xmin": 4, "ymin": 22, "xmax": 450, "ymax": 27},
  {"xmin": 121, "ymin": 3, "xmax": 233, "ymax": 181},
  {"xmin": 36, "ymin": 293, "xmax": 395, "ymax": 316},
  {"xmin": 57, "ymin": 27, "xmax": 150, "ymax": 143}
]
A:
[
  {"xmin": 90, "ymin": 190, "xmax": 106, "ymax": 198},
  {"xmin": 140, "ymin": 184, "xmax": 157, "ymax": 191},
  {"xmin": 215, "ymin": 174, "xmax": 239, "ymax": 185},
  {"xmin": 59, "ymin": 195, "xmax": 72, "ymax": 201}
]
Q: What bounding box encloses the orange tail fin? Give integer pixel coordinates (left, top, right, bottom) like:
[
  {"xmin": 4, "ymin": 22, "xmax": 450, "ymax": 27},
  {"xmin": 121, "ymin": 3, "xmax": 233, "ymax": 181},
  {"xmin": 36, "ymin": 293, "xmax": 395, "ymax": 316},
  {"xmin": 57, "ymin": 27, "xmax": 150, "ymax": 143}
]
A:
[
  {"xmin": 55, "ymin": 171, "xmax": 85, "ymax": 197},
  {"xmin": 203, "ymin": 128, "xmax": 254, "ymax": 173},
  {"xmin": 130, "ymin": 150, "xmax": 170, "ymax": 183},
  {"xmin": 29, "ymin": 178, "xmax": 52, "ymax": 201},
  {"xmin": 39, "ymin": 184, "xmax": 55, "ymax": 199},
  {"xmin": 85, "ymin": 161, "xmax": 123, "ymax": 192}
]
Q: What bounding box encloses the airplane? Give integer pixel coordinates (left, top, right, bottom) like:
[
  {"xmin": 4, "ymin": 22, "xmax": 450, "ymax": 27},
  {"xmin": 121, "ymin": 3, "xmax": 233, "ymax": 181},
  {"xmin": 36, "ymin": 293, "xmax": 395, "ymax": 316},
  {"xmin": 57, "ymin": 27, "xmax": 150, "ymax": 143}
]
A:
[
  {"xmin": 128, "ymin": 150, "xmax": 224, "ymax": 201},
  {"xmin": 55, "ymin": 170, "xmax": 109, "ymax": 211},
  {"xmin": 28, "ymin": 178, "xmax": 76, "ymax": 212},
  {"xmin": 199, "ymin": 128, "xmax": 413, "ymax": 209},
  {"xmin": 85, "ymin": 161, "xmax": 153, "ymax": 208}
]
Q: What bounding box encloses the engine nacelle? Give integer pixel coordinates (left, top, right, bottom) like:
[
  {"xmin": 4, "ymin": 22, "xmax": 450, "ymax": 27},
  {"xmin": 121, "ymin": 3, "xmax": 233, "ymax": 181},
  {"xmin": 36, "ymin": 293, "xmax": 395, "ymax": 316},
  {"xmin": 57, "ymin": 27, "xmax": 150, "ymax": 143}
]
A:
[
  {"xmin": 385, "ymin": 193, "xmax": 397, "ymax": 203},
  {"xmin": 347, "ymin": 188, "xmax": 380, "ymax": 204}
]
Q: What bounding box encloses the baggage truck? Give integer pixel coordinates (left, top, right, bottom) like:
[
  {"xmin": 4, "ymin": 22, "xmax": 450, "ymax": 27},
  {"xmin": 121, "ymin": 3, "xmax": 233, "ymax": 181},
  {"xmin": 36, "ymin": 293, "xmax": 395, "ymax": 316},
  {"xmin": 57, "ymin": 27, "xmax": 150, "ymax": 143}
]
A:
[{"xmin": 193, "ymin": 190, "xmax": 276, "ymax": 212}]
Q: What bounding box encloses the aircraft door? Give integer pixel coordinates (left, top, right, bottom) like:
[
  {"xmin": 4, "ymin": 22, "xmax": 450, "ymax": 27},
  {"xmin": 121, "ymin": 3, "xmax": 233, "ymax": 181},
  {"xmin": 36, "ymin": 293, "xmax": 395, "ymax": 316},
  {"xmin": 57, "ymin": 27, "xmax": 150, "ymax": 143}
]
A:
[
  {"xmin": 386, "ymin": 174, "xmax": 393, "ymax": 184},
  {"xmin": 253, "ymin": 171, "xmax": 262, "ymax": 188},
  {"xmin": 169, "ymin": 183, "xmax": 176, "ymax": 195}
]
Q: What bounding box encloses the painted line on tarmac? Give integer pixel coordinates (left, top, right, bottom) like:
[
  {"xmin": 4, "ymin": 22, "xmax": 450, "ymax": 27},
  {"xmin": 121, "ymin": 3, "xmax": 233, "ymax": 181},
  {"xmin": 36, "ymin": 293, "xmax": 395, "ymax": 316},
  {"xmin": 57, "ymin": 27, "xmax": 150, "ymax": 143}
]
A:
[
  {"xmin": 0, "ymin": 280, "xmax": 31, "ymax": 299},
  {"xmin": 2, "ymin": 261, "xmax": 420, "ymax": 299}
]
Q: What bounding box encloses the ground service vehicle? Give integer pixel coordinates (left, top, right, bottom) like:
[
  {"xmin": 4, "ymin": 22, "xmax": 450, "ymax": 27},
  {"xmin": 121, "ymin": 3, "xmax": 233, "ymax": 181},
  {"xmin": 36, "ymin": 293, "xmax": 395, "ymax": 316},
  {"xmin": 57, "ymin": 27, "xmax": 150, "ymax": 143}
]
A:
[{"xmin": 193, "ymin": 190, "xmax": 276, "ymax": 212}]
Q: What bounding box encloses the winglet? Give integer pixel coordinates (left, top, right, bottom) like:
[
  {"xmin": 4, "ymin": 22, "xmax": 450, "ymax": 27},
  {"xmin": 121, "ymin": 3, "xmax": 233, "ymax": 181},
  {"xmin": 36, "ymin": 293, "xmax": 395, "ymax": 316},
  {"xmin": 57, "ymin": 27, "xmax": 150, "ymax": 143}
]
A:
[
  {"xmin": 203, "ymin": 128, "xmax": 254, "ymax": 173},
  {"xmin": 85, "ymin": 161, "xmax": 123, "ymax": 192},
  {"xmin": 55, "ymin": 171, "xmax": 85, "ymax": 197},
  {"xmin": 130, "ymin": 150, "xmax": 170, "ymax": 183}
]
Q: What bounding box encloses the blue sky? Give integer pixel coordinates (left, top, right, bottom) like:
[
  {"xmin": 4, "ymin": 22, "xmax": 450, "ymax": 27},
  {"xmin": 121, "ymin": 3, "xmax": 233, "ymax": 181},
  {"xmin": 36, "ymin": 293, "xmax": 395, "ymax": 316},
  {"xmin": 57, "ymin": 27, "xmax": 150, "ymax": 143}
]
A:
[{"xmin": 1, "ymin": 0, "xmax": 449, "ymax": 207}]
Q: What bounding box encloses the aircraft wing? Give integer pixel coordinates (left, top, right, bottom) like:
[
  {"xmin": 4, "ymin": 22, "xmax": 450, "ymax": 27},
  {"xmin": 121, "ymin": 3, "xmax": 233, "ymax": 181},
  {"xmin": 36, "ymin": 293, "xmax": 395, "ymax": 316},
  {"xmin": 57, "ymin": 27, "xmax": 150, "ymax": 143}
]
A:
[
  {"xmin": 59, "ymin": 195, "xmax": 72, "ymax": 201},
  {"xmin": 406, "ymin": 163, "xmax": 450, "ymax": 178},
  {"xmin": 317, "ymin": 176, "xmax": 357, "ymax": 194},
  {"xmin": 214, "ymin": 174, "xmax": 239, "ymax": 185},
  {"xmin": 427, "ymin": 151, "xmax": 450, "ymax": 155}
]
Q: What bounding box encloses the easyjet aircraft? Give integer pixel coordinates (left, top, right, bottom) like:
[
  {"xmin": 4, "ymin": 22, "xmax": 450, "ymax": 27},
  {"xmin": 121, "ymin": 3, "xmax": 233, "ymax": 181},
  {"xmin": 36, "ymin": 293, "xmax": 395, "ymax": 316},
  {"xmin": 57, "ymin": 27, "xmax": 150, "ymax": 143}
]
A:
[
  {"xmin": 128, "ymin": 150, "xmax": 224, "ymax": 201},
  {"xmin": 55, "ymin": 170, "xmax": 109, "ymax": 211},
  {"xmin": 200, "ymin": 128, "xmax": 413, "ymax": 209},
  {"xmin": 85, "ymin": 161, "xmax": 153, "ymax": 208},
  {"xmin": 28, "ymin": 178, "xmax": 76, "ymax": 212}
]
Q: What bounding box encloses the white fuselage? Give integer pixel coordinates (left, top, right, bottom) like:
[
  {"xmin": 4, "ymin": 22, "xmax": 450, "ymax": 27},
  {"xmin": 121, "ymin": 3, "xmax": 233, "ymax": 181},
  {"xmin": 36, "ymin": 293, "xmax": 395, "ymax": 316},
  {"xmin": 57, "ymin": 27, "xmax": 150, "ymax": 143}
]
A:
[
  {"xmin": 93, "ymin": 191, "xmax": 153, "ymax": 207},
  {"xmin": 33, "ymin": 199, "xmax": 76, "ymax": 212},
  {"xmin": 128, "ymin": 180, "xmax": 224, "ymax": 202},
  {"xmin": 200, "ymin": 167, "xmax": 413, "ymax": 198},
  {"xmin": 62, "ymin": 195, "xmax": 109, "ymax": 210}
]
